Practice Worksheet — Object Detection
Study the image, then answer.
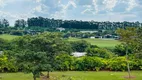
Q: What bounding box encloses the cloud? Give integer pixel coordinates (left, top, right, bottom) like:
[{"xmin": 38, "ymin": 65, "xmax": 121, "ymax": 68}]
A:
[
  {"xmin": 0, "ymin": 0, "xmax": 142, "ymax": 25},
  {"xmin": 103, "ymin": 0, "xmax": 118, "ymax": 11},
  {"xmin": 0, "ymin": 0, "xmax": 7, "ymax": 7},
  {"xmin": 32, "ymin": 4, "xmax": 49, "ymax": 14},
  {"xmin": 77, "ymin": 0, "xmax": 93, "ymax": 6},
  {"xmin": 50, "ymin": 0, "xmax": 77, "ymax": 19},
  {"xmin": 35, "ymin": 0, "xmax": 41, "ymax": 3},
  {"xmin": 126, "ymin": 0, "xmax": 137, "ymax": 11}
]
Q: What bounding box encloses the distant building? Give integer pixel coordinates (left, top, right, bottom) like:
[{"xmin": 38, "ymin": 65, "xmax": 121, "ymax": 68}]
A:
[
  {"xmin": 56, "ymin": 28, "xmax": 65, "ymax": 32},
  {"xmin": 90, "ymin": 36, "xmax": 95, "ymax": 39},
  {"xmin": 103, "ymin": 34, "xmax": 113, "ymax": 38},
  {"xmin": 80, "ymin": 31, "xmax": 98, "ymax": 33},
  {"xmin": 72, "ymin": 52, "xmax": 86, "ymax": 57}
]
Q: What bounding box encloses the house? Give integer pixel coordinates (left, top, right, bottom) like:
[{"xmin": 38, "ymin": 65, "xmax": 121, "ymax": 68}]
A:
[
  {"xmin": 80, "ymin": 31, "xmax": 98, "ymax": 33},
  {"xmin": 72, "ymin": 52, "xmax": 86, "ymax": 57},
  {"xmin": 90, "ymin": 36, "xmax": 95, "ymax": 39},
  {"xmin": 56, "ymin": 28, "xmax": 65, "ymax": 32},
  {"xmin": 103, "ymin": 34, "xmax": 113, "ymax": 38}
]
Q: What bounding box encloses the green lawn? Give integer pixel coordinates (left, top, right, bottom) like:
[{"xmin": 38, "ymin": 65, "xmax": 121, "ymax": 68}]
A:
[
  {"xmin": 68, "ymin": 38, "xmax": 120, "ymax": 48},
  {"xmin": 0, "ymin": 34, "xmax": 19, "ymax": 40},
  {"xmin": 0, "ymin": 71, "xmax": 142, "ymax": 80}
]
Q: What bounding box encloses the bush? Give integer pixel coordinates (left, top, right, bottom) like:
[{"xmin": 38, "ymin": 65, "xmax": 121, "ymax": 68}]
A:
[
  {"xmin": 132, "ymin": 59, "xmax": 142, "ymax": 70},
  {"xmin": 10, "ymin": 30, "xmax": 23, "ymax": 36},
  {"xmin": 55, "ymin": 54, "xmax": 74, "ymax": 71},
  {"xmin": 114, "ymin": 44, "xmax": 133, "ymax": 56},
  {"xmin": 107, "ymin": 57, "xmax": 128, "ymax": 71},
  {"xmin": 70, "ymin": 40, "xmax": 90, "ymax": 52},
  {"xmin": 74, "ymin": 57, "xmax": 105, "ymax": 71},
  {"xmin": 86, "ymin": 48, "xmax": 113, "ymax": 59}
]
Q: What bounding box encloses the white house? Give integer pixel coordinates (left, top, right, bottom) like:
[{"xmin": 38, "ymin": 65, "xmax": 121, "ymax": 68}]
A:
[{"xmin": 72, "ymin": 52, "xmax": 86, "ymax": 57}]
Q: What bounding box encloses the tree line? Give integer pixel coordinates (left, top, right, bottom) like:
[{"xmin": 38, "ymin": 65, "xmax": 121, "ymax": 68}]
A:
[{"xmin": 0, "ymin": 17, "xmax": 142, "ymax": 30}]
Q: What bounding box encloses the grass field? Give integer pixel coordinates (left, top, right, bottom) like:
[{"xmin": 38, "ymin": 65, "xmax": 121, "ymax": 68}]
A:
[
  {"xmin": 0, "ymin": 34, "xmax": 120, "ymax": 48},
  {"xmin": 68, "ymin": 38, "xmax": 120, "ymax": 48},
  {"xmin": 0, "ymin": 71, "xmax": 142, "ymax": 80},
  {"xmin": 0, "ymin": 34, "xmax": 19, "ymax": 40}
]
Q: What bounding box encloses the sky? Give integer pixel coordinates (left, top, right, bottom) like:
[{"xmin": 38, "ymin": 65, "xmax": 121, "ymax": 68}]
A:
[{"xmin": 0, "ymin": 0, "xmax": 142, "ymax": 25}]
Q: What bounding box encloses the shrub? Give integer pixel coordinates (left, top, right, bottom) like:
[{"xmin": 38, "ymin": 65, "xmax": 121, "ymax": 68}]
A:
[
  {"xmin": 86, "ymin": 48, "xmax": 113, "ymax": 59},
  {"xmin": 70, "ymin": 40, "xmax": 90, "ymax": 52},
  {"xmin": 74, "ymin": 57, "xmax": 105, "ymax": 71},
  {"xmin": 10, "ymin": 30, "xmax": 23, "ymax": 36},
  {"xmin": 55, "ymin": 54, "xmax": 74, "ymax": 71},
  {"xmin": 107, "ymin": 57, "xmax": 128, "ymax": 71}
]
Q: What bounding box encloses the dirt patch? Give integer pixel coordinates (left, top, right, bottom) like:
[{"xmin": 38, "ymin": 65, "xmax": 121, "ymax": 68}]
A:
[{"xmin": 123, "ymin": 76, "xmax": 136, "ymax": 79}]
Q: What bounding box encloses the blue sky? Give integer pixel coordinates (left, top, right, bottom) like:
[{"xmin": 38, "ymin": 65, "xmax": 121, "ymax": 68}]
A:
[{"xmin": 0, "ymin": 0, "xmax": 142, "ymax": 25}]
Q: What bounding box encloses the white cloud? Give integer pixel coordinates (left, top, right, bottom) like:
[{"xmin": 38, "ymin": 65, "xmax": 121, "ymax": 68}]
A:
[
  {"xmin": 92, "ymin": 0, "xmax": 99, "ymax": 13},
  {"xmin": 51, "ymin": 0, "xmax": 76, "ymax": 18},
  {"xmin": 36, "ymin": 0, "xmax": 41, "ymax": 3},
  {"xmin": 0, "ymin": 0, "xmax": 6, "ymax": 7},
  {"xmin": 81, "ymin": 8, "xmax": 94, "ymax": 15},
  {"xmin": 103, "ymin": 0, "xmax": 118, "ymax": 11},
  {"xmin": 127, "ymin": 0, "xmax": 137, "ymax": 11}
]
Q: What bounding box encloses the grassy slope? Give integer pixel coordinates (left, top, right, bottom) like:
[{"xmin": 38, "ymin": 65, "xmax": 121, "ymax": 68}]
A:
[
  {"xmin": 0, "ymin": 34, "xmax": 19, "ymax": 40},
  {"xmin": 68, "ymin": 38, "xmax": 120, "ymax": 48},
  {"xmin": 0, "ymin": 71, "xmax": 142, "ymax": 80}
]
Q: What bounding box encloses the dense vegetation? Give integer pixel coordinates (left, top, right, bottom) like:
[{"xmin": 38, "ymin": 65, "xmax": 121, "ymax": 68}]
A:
[
  {"xmin": 27, "ymin": 17, "xmax": 142, "ymax": 30},
  {"xmin": 0, "ymin": 17, "xmax": 142, "ymax": 80},
  {"xmin": 0, "ymin": 27, "xmax": 142, "ymax": 80}
]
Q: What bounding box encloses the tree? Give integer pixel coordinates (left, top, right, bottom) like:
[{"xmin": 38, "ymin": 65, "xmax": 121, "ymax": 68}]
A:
[
  {"xmin": 114, "ymin": 44, "xmax": 134, "ymax": 56},
  {"xmin": 116, "ymin": 27, "xmax": 137, "ymax": 78},
  {"xmin": 14, "ymin": 32, "xmax": 72, "ymax": 79},
  {"xmin": 16, "ymin": 51, "xmax": 50, "ymax": 80},
  {"xmin": 1, "ymin": 19, "xmax": 9, "ymax": 27},
  {"xmin": 14, "ymin": 19, "xmax": 27, "ymax": 29},
  {"xmin": 86, "ymin": 48, "xmax": 113, "ymax": 59},
  {"xmin": 70, "ymin": 40, "xmax": 90, "ymax": 52},
  {"xmin": 55, "ymin": 53, "xmax": 74, "ymax": 71},
  {"xmin": 0, "ymin": 53, "xmax": 8, "ymax": 72}
]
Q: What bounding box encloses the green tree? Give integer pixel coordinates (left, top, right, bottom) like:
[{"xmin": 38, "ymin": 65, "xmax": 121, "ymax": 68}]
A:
[
  {"xmin": 116, "ymin": 27, "xmax": 137, "ymax": 78},
  {"xmin": 14, "ymin": 32, "xmax": 72, "ymax": 79},
  {"xmin": 16, "ymin": 51, "xmax": 50, "ymax": 80},
  {"xmin": 0, "ymin": 53, "xmax": 7, "ymax": 72},
  {"xmin": 71, "ymin": 40, "xmax": 90, "ymax": 52},
  {"xmin": 86, "ymin": 48, "xmax": 113, "ymax": 59},
  {"xmin": 55, "ymin": 53, "xmax": 74, "ymax": 71}
]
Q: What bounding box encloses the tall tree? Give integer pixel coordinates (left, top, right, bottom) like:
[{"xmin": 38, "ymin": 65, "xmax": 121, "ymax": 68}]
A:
[
  {"xmin": 14, "ymin": 19, "xmax": 27, "ymax": 29},
  {"xmin": 116, "ymin": 27, "xmax": 137, "ymax": 78},
  {"xmin": 0, "ymin": 19, "xmax": 9, "ymax": 27},
  {"xmin": 14, "ymin": 32, "xmax": 72, "ymax": 79}
]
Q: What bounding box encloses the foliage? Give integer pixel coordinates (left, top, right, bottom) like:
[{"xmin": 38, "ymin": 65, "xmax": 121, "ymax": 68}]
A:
[
  {"xmin": 114, "ymin": 44, "xmax": 134, "ymax": 56},
  {"xmin": 107, "ymin": 57, "xmax": 131, "ymax": 71},
  {"xmin": 16, "ymin": 50, "xmax": 51, "ymax": 80},
  {"xmin": 0, "ymin": 53, "xmax": 7, "ymax": 72},
  {"xmin": 86, "ymin": 48, "xmax": 113, "ymax": 58},
  {"xmin": 27, "ymin": 17, "xmax": 141, "ymax": 30},
  {"xmin": 70, "ymin": 40, "xmax": 90, "ymax": 52},
  {"xmin": 10, "ymin": 30, "xmax": 23, "ymax": 36},
  {"xmin": 14, "ymin": 19, "xmax": 27, "ymax": 29},
  {"xmin": 74, "ymin": 57, "xmax": 104, "ymax": 71},
  {"xmin": 0, "ymin": 19, "xmax": 9, "ymax": 28},
  {"xmin": 55, "ymin": 54, "xmax": 74, "ymax": 71}
]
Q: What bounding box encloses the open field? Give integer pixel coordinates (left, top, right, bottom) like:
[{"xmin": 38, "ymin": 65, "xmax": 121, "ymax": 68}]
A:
[
  {"xmin": 0, "ymin": 34, "xmax": 120, "ymax": 48},
  {"xmin": 0, "ymin": 34, "xmax": 19, "ymax": 40},
  {"xmin": 0, "ymin": 71, "xmax": 142, "ymax": 80},
  {"xmin": 68, "ymin": 38, "xmax": 120, "ymax": 48}
]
